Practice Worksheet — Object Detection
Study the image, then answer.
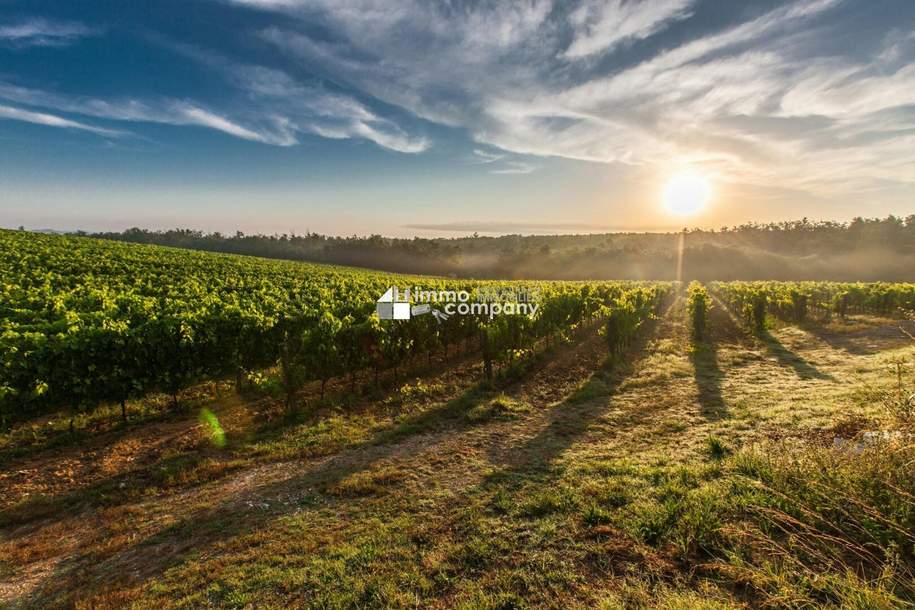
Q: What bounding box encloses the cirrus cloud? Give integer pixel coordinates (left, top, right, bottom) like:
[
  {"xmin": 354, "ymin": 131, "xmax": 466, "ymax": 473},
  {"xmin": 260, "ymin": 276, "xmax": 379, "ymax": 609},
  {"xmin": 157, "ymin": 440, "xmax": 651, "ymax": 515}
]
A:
[
  {"xmin": 229, "ymin": 0, "xmax": 915, "ymax": 196},
  {"xmin": 0, "ymin": 18, "xmax": 97, "ymax": 48}
]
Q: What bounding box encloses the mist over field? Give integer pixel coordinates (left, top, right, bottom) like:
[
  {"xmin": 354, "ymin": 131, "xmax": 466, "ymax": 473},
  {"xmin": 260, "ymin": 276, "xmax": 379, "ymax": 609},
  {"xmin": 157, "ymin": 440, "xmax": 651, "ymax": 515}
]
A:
[{"xmin": 91, "ymin": 216, "xmax": 915, "ymax": 281}]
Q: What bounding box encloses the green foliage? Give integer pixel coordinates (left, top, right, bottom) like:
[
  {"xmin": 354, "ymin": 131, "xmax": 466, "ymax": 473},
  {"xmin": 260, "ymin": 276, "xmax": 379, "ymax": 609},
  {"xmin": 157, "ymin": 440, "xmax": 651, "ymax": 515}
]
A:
[
  {"xmin": 687, "ymin": 281, "xmax": 710, "ymax": 341},
  {"xmin": 601, "ymin": 285, "xmax": 670, "ymax": 356},
  {"xmin": 790, "ymin": 289, "xmax": 808, "ymax": 323},
  {"xmin": 0, "ymin": 229, "xmax": 673, "ymax": 423},
  {"xmin": 518, "ymin": 488, "xmax": 571, "ymax": 518},
  {"xmin": 711, "ymin": 280, "xmax": 915, "ymax": 329}
]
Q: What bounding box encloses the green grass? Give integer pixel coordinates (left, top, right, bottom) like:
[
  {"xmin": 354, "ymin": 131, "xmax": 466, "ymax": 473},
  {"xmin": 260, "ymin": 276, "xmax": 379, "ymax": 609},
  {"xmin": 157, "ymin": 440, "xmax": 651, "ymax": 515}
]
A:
[
  {"xmin": 704, "ymin": 435, "xmax": 730, "ymax": 459},
  {"xmin": 3, "ymin": 304, "xmax": 914, "ymax": 609},
  {"xmin": 466, "ymin": 394, "xmax": 532, "ymax": 423}
]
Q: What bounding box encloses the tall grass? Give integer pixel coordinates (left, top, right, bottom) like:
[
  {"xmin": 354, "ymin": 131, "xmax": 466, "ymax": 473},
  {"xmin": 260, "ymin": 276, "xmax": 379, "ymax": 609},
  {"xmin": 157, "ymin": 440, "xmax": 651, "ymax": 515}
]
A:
[
  {"xmin": 649, "ymin": 440, "xmax": 915, "ymax": 607},
  {"xmin": 724, "ymin": 440, "xmax": 915, "ymax": 607}
]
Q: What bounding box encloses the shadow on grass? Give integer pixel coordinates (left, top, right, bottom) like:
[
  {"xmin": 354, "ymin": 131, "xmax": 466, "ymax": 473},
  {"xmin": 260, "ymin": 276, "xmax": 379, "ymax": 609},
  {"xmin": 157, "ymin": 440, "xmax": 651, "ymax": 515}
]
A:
[
  {"xmin": 687, "ymin": 300, "xmax": 741, "ymax": 420},
  {"xmin": 10, "ymin": 379, "xmax": 496, "ymax": 606},
  {"xmin": 456, "ymin": 300, "xmax": 682, "ymax": 580},
  {"xmin": 12, "ymin": 310, "xmax": 695, "ymax": 607},
  {"xmin": 690, "ymin": 341, "xmax": 726, "ymax": 419},
  {"xmin": 760, "ymin": 331, "xmax": 836, "ymax": 381},
  {"xmin": 0, "ymin": 348, "xmax": 488, "ymax": 530},
  {"xmin": 12, "ymin": 333, "xmax": 611, "ymax": 606},
  {"xmin": 0, "ymin": 342, "xmax": 482, "ymax": 471},
  {"xmin": 799, "ymin": 319, "xmax": 915, "ymax": 356},
  {"xmin": 0, "ymin": 398, "xmax": 202, "ymax": 465},
  {"xmin": 489, "ymin": 303, "xmax": 671, "ymax": 475},
  {"xmin": 708, "ymin": 293, "xmax": 836, "ymax": 382},
  {"xmin": 0, "ymin": 449, "xmax": 243, "ymax": 529},
  {"xmin": 799, "ymin": 321, "xmax": 875, "ymax": 356}
]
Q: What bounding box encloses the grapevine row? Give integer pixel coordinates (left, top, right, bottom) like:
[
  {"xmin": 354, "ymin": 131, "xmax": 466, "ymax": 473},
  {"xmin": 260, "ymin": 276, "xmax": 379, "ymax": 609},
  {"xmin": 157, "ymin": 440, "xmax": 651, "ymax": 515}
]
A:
[
  {"xmin": 710, "ymin": 280, "xmax": 915, "ymax": 331},
  {"xmin": 0, "ymin": 230, "xmax": 670, "ymax": 425}
]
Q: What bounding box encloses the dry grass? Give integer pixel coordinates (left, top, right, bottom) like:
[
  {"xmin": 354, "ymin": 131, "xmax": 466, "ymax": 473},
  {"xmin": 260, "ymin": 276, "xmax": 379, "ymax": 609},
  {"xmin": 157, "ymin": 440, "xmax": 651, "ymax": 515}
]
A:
[{"xmin": 2, "ymin": 302, "xmax": 914, "ymax": 608}]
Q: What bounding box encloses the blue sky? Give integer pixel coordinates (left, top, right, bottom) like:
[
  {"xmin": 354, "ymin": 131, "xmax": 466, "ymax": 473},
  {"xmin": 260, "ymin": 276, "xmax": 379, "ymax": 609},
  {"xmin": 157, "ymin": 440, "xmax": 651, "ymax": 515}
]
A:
[{"xmin": 1, "ymin": 0, "xmax": 913, "ymax": 236}]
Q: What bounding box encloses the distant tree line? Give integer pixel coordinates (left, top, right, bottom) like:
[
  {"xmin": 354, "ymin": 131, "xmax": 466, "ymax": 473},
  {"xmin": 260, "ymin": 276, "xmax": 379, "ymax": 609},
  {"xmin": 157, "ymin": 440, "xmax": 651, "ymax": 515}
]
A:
[{"xmin": 86, "ymin": 215, "xmax": 915, "ymax": 281}]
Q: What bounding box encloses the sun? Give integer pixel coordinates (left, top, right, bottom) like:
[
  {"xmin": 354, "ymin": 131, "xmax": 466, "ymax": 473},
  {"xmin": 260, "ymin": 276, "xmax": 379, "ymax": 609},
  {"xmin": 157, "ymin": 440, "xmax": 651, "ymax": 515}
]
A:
[{"xmin": 662, "ymin": 170, "xmax": 711, "ymax": 217}]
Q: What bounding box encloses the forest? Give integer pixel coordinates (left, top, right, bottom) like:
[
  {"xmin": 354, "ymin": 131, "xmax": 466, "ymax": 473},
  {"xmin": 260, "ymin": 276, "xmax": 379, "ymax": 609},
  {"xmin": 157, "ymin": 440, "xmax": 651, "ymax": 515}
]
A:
[{"xmin": 86, "ymin": 215, "xmax": 915, "ymax": 281}]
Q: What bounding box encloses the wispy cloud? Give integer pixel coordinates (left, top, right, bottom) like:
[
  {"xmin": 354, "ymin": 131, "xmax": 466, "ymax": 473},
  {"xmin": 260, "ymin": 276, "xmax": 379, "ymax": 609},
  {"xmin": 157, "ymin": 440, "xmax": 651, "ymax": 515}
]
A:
[
  {"xmin": 471, "ymin": 149, "xmax": 535, "ymax": 174},
  {"xmin": 0, "ymin": 81, "xmax": 298, "ymax": 145},
  {"xmin": 236, "ymin": 0, "xmax": 915, "ymax": 196},
  {"xmin": 490, "ymin": 161, "xmax": 535, "ymax": 175},
  {"xmin": 148, "ymin": 38, "xmax": 429, "ymax": 153},
  {"xmin": 563, "ymin": 0, "xmax": 694, "ymax": 59},
  {"xmin": 0, "ymin": 28, "xmax": 428, "ymax": 152},
  {"xmin": 6, "ymin": 0, "xmax": 915, "ymax": 203},
  {"xmin": 0, "ymin": 18, "xmax": 97, "ymax": 48},
  {"xmin": 472, "ymin": 149, "xmax": 504, "ymax": 164},
  {"xmin": 0, "ymin": 104, "xmax": 120, "ymax": 136},
  {"xmin": 174, "ymin": 104, "xmax": 296, "ymax": 145},
  {"xmin": 229, "ymin": 63, "xmax": 430, "ymax": 153}
]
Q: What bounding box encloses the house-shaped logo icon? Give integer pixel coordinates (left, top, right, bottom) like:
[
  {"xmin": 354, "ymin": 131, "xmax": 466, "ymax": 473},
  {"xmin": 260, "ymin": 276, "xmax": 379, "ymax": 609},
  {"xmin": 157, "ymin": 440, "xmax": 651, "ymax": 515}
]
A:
[{"xmin": 376, "ymin": 286, "xmax": 411, "ymax": 320}]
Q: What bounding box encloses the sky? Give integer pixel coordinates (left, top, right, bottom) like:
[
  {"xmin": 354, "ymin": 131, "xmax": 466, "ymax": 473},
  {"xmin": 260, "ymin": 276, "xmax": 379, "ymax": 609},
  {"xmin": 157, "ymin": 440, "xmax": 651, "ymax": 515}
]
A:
[{"xmin": 0, "ymin": 0, "xmax": 913, "ymax": 237}]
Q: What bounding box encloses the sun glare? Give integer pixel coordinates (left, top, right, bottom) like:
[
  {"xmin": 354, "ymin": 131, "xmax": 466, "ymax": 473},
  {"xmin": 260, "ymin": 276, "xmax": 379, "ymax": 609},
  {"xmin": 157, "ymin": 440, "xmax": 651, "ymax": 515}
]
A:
[{"xmin": 662, "ymin": 170, "xmax": 711, "ymax": 217}]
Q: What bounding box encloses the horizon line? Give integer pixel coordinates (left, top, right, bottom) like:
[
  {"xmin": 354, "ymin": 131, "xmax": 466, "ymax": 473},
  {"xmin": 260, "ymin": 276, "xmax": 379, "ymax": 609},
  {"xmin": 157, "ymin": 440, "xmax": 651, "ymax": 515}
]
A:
[{"xmin": 5, "ymin": 213, "xmax": 913, "ymax": 241}]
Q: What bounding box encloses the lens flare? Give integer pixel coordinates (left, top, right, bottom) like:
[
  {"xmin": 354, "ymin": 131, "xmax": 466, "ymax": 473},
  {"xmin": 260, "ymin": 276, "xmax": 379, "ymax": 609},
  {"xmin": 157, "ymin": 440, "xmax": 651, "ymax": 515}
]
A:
[{"xmin": 199, "ymin": 408, "xmax": 226, "ymax": 447}]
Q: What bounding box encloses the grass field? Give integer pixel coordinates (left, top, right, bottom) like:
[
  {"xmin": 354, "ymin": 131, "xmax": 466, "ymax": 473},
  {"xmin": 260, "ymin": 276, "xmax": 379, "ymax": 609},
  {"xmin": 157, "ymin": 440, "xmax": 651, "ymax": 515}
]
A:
[{"xmin": 2, "ymin": 290, "xmax": 913, "ymax": 608}]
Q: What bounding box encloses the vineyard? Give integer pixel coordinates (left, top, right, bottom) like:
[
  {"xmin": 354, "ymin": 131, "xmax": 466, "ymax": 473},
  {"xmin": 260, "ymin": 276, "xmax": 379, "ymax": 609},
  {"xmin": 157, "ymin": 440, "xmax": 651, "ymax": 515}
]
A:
[
  {"xmin": 2, "ymin": 231, "xmax": 914, "ymax": 608},
  {"xmin": 710, "ymin": 280, "xmax": 915, "ymax": 333},
  {"xmin": 0, "ymin": 229, "xmax": 670, "ymax": 427}
]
